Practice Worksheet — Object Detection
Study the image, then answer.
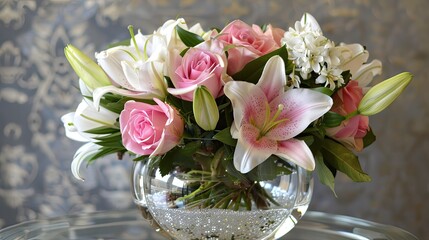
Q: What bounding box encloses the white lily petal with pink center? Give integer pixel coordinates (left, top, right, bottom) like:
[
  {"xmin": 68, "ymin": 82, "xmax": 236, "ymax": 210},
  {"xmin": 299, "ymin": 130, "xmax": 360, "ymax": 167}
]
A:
[
  {"xmin": 234, "ymin": 124, "xmax": 278, "ymax": 173},
  {"xmin": 267, "ymin": 88, "xmax": 333, "ymax": 140},
  {"xmin": 276, "ymin": 139, "xmax": 315, "ymax": 170},
  {"xmin": 225, "ymin": 56, "xmax": 333, "ymax": 173},
  {"xmin": 256, "ymin": 56, "xmax": 286, "ymax": 102},
  {"xmin": 224, "ymin": 81, "xmax": 268, "ymax": 137}
]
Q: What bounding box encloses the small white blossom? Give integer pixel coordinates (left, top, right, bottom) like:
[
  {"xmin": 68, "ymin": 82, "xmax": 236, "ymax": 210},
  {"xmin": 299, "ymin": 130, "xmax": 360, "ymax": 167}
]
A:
[
  {"xmin": 288, "ymin": 72, "xmax": 301, "ymax": 89},
  {"xmin": 282, "ymin": 13, "xmax": 348, "ymax": 89},
  {"xmin": 316, "ymin": 66, "xmax": 344, "ymax": 90}
]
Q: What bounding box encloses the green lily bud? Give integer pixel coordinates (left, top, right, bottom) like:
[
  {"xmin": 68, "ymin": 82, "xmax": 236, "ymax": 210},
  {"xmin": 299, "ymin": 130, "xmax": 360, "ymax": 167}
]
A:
[
  {"xmin": 64, "ymin": 44, "xmax": 111, "ymax": 91},
  {"xmin": 193, "ymin": 86, "xmax": 219, "ymax": 131},
  {"xmin": 358, "ymin": 72, "xmax": 412, "ymax": 116}
]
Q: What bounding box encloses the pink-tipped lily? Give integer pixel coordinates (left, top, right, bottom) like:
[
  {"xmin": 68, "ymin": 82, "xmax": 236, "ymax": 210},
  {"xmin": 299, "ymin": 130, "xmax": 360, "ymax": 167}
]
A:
[{"xmin": 224, "ymin": 56, "xmax": 333, "ymax": 173}]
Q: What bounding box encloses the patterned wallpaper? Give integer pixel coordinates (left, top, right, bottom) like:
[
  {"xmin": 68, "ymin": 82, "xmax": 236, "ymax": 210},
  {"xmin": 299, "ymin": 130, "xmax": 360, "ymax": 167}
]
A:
[{"xmin": 0, "ymin": 0, "xmax": 427, "ymax": 239}]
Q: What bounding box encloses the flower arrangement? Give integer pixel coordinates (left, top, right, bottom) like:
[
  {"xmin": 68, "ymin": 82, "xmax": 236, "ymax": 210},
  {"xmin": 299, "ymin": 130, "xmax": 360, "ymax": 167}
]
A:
[{"xmin": 62, "ymin": 13, "xmax": 412, "ymax": 207}]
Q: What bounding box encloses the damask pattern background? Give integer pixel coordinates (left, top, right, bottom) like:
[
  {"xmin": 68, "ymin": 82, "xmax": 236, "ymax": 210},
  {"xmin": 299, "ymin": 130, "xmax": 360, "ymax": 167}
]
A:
[{"xmin": 0, "ymin": 0, "xmax": 427, "ymax": 239}]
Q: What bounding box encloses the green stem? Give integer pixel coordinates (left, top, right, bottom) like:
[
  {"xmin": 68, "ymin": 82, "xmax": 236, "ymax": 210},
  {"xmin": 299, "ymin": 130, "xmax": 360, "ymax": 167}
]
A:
[
  {"xmin": 186, "ymin": 170, "xmax": 212, "ymax": 176},
  {"xmin": 344, "ymin": 110, "xmax": 359, "ymax": 120},
  {"xmin": 176, "ymin": 182, "xmax": 218, "ymax": 202}
]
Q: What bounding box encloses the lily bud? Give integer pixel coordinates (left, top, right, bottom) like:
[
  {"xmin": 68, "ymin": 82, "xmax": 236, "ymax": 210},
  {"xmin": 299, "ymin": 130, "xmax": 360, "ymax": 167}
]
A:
[
  {"xmin": 64, "ymin": 44, "xmax": 111, "ymax": 90},
  {"xmin": 193, "ymin": 86, "xmax": 219, "ymax": 131},
  {"xmin": 358, "ymin": 72, "xmax": 412, "ymax": 116}
]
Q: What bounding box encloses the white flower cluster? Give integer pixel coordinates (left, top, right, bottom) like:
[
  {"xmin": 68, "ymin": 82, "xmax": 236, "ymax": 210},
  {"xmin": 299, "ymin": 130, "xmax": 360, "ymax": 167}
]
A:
[{"xmin": 282, "ymin": 13, "xmax": 367, "ymax": 90}]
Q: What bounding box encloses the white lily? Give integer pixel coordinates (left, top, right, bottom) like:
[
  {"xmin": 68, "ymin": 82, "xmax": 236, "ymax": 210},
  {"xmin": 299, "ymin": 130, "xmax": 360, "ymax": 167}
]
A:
[
  {"xmin": 61, "ymin": 98, "xmax": 119, "ymax": 142},
  {"xmin": 94, "ymin": 32, "xmax": 167, "ymax": 109},
  {"xmin": 71, "ymin": 142, "xmax": 100, "ymax": 181},
  {"xmin": 354, "ymin": 59, "xmax": 383, "ymax": 91}
]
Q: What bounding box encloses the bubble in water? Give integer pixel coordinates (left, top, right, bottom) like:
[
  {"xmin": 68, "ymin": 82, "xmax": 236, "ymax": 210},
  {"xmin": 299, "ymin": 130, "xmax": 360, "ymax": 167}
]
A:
[{"xmin": 149, "ymin": 207, "xmax": 290, "ymax": 240}]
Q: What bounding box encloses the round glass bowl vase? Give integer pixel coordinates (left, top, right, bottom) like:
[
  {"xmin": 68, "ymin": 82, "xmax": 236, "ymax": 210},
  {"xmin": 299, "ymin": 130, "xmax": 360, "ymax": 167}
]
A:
[{"xmin": 132, "ymin": 157, "xmax": 313, "ymax": 240}]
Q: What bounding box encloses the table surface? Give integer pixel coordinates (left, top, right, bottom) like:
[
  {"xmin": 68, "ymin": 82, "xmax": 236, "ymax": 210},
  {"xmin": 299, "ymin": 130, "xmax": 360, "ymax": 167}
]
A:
[{"xmin": 0, "ymin": 210, "xmax": 418, "ymax": 240}]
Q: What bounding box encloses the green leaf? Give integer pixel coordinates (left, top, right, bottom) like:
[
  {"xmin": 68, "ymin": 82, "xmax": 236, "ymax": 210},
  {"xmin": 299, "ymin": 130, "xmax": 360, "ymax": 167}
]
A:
[
  {"xmin": 296, "ymin": 135, "xmax": 314, "ymax": 146},
  {"xmin": 94, "ymin": 131, "xmax": 122, "ymax": 141},
  {"xmin": 358, "ymin": 72, "xmax": 412, "ymax": 116},
  {"xmin": 246, "ymin": 155, "xmax": 292, "ymax": 182},
  {"xmin": 87, "ymin": 147, "xmax": 125, "ymax": 164},
  {"xmin": 175, "ymin": 25, "xmax": 204, "ymax": 47},
  {"xmin": 95, "ymin": 94, "xmax": 129, "ymax": 114},
  {"xmin": 322, "ymin": 111, "xmax": 346, "ymax": 128},
  {"xmin": 159, "ymin": 141, "xmax": 202, "ymax": 176},
  {"xmin": 180, "ymin": 47, "xmax": 190, "ymax": 57},
  {"xmin": 363, "ymin": 127, "xmax": 376, "ymax": 148},
  {"xmin": 321, "ymin": 139, "xmax": 371, "ymax": 182},
  {"xmin": 213, "ymin": 127, "xmax": 237, "ymax": 147},
  {"xmin": 94, "ymin": 141, "xmax": 123, "ymax": 148},
  {"xmin": 165, "ymin": 92, "xmax": 193, "ymax": 119},
  {"xmin": 84, "ymin": 126, "xmax": 119, "ymax": 134},
  {"xmin": 232, "ymin": 46, "xmax": 292, "ymax": 84},
  {"xmin": 133, "ymin": 155, "xmax": 147, "ymax": 162},
  {"xmin": 301, "ymin": 126, "xmax": 326, "ymax": 140},
  {"xmin": 341, "ymin": 70, "xmax": 352, "ymax": 86},
  {"xmin": 312, "ymin": 87, "xmax": 334, "ymax": 96},
  {"xmin": 314, "ymin": 151, "xmax": 336, "ymax": 196},
  {"xmin": 93, "ymin": 132, "xmax": 125, "ymax": 149}
]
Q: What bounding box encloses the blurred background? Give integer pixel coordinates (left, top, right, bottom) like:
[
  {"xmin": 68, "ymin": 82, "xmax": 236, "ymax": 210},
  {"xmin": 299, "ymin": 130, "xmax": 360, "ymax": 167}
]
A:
[{"xmin": 0, "ymin": 0, "xmax": 427, "ymax": 239}]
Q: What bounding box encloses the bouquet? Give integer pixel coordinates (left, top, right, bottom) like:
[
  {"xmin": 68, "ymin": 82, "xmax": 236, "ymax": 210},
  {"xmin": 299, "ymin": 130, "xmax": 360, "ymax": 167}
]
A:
[{"xmin": 62, "ymin": 13, "xmax": 411, "ymax": 208}]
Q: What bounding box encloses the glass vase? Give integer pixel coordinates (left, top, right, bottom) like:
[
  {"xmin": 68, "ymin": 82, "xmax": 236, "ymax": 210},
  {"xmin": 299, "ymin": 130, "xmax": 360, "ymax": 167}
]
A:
[{"xmin": 132, "ymin": 156, "xmax": 313, "ymax": 240}]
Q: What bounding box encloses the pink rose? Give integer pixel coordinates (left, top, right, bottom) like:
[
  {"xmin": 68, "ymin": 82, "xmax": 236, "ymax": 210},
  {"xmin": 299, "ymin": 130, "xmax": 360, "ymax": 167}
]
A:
[
  {"xmin": 119, "ymin": 99, "xmax": 184, "ymax": 156},
  {"xmin": 252, "ymin": 24, "xmax": 285, "ymax": 47},
  {"xmin": 218, "ymin": 20, "xmax": 281, "ymax": 74},
  {"xmin": 326, "ymin": 80, "xmax": 369, "ymax": 151},
  {"xmin": 167, "ymin": 39, "xmax": 229, "ymax": 101}
]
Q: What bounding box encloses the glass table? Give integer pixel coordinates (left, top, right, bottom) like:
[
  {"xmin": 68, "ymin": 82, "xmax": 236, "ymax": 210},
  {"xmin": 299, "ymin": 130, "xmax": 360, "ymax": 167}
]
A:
[{"xmin": 0, "ymin": 210, "xmax": 418, "ymax": 240}]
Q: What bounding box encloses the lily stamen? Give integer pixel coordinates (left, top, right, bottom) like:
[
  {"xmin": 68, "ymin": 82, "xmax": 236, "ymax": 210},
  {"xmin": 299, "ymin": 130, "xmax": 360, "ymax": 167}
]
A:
[
  {"xmin": 259, "ymin": 104, "xmax": 288, "ymax": 137},
  {"xmin": 128, "ymin": 25, "xmax": 143, "ymax": 61}
]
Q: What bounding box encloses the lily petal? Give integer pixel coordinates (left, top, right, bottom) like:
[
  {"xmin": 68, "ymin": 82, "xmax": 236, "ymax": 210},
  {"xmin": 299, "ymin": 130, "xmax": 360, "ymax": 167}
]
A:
[
  {"xmin": 354, "ymin": 59, "xmax": 382, "ymax": 89},
  {"xmin": 256, "ymin": 56, "xmax": 286, "ymax": 102},
  {"xmin": 167, "ymin": 84, "xmax": 199, "ymax": 96},
  {"xmin": 224, "ymin": 81, "xmax": 268, "ymax": 134},
  {"xmin": 234, "ymin": 124, "xmax": 277, "ymax": 173},
  {"xmin": 95, "ymin": 45, "xmax": 136, "ymax": 87},
  {"xmin": 93, "ymin": 85, "xmax": 158, "ymax": 110},
  {"xmin": 79, "ymin": 79, "xmax": 92, "ymax": 97},
  {"xmin": 61, "ymin": 112, "xmax": 88, "ymax": 142},
  {"xmin": 276, "ymin": 139, "xmax": 315, "ymax": 170},
  {"xmin": 268, "ymin": 88, "xmax": 332, "ymax": 140},
  {"xmin": 74, "ymin": 100, "xmax": 119, "ymax": 139},
  {"xmin": 71, "ymin": 142, "xmax": 100, "ymax": 181},
  {"xmin": 301, "ymin": 13, "xmax": 322, "ymax": 33},
  {"xmin": 338, "ymin": 43, "xmax": 369, "ymax": 76}
]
